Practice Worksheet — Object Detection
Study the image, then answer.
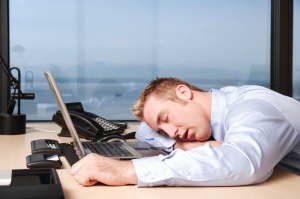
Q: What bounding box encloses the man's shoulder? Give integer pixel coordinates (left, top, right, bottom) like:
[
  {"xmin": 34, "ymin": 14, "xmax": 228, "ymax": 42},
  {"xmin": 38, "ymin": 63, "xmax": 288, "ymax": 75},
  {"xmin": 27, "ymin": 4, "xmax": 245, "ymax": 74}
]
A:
[{"xmin": 219, "ymin": 85, "xmax": 270, "ymax": 93}]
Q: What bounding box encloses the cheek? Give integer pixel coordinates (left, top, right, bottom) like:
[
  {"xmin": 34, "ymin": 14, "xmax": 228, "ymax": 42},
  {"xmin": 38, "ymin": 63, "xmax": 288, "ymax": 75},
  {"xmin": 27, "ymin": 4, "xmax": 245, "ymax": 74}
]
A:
[
  {"xmin": 172, "ymin": 106, "xmax": 194, "ymax": 122},
  {"xmin": 171, "ymin": 102, "xmax": 208, "ymax": 126},
  {"xmin": 179, "ymin": 104, "xmax": 204, "ymax": 121},
  {"xmin": 181, "ymin": 104, "xmax": 211, "ymax": 135}
]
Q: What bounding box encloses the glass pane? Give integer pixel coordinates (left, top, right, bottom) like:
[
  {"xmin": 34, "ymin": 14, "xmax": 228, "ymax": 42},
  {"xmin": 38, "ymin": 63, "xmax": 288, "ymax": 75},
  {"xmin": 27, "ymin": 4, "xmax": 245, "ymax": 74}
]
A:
[
  {"xmin": 9, "ymin": 0, "xmax": 271, "ymax": 120},
  {"xmin": 293, "ymin": 0, "xmax": 300, "ymax": 101}
]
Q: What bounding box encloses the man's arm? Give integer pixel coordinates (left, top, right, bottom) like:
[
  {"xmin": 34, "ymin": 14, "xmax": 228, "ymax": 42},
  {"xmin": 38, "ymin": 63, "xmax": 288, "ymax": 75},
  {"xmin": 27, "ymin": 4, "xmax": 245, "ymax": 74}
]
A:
[{"xmin": 70, "ymin": 153, "xmax": 137, "ymax": 186}]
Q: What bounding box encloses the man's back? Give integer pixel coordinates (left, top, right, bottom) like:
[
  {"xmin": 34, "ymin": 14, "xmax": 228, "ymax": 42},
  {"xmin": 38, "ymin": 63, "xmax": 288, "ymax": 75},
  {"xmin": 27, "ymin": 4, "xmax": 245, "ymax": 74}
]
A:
[
  {"xmin": 222, "ymin": 85, "xmax": 300, "ymax": 131},
  {"xmin": 214, "ymin": 85, "xmax": 300, "ymax": 175}
]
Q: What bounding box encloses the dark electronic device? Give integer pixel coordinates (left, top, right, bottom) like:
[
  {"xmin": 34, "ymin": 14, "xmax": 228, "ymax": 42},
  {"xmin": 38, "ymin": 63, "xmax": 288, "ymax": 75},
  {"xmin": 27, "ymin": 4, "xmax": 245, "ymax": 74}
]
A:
[
  {"xmin": 31, "ymin": 139, "xmax": 62, "ymax": 155},
  {"xmin": 52, "ymin": 102, "xmax": 127, "ymax": 141},
  {"xmin": 0, "ymin": 168, "xmax": 64, "ymax": 199},
  {"xmin": 26, "ymin": 154, "xmax": 62, "ymax": 169},
  {"xmin": 0, "ymin": 54, "xmax": 35, "ymax": 135}
]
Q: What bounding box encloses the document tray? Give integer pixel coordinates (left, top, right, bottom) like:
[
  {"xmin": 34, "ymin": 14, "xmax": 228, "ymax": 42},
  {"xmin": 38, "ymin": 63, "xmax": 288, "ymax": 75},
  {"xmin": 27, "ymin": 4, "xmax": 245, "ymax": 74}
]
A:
[{"xmin": 0, "ymin": 168, "xmax": 64, "ymax": 199}]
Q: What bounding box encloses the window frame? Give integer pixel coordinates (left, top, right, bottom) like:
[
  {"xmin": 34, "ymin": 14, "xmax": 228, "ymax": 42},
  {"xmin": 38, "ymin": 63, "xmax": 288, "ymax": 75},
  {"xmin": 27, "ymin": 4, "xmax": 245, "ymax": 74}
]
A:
[
  {"xmin": 0, "ymin": 0, "xmax": 9, "ymax": 113},
  {"xmin": 271, "ymin": 0, "xmax": 293, "ymax": 96}
]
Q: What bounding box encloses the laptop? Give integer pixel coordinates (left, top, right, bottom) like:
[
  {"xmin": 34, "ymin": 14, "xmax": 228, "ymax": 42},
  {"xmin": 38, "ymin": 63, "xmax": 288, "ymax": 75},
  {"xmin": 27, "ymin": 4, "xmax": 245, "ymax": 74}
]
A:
[{"xmin": 44, "ymin": 71, "xmax": 167, "ymax": 165}]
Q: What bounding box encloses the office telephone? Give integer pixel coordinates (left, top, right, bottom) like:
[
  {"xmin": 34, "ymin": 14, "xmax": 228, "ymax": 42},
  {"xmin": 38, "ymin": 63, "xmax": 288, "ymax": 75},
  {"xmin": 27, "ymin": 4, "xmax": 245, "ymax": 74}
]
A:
[{"xmin": 52, "ymin": 102, "xmax": 127, "ymax": 141}]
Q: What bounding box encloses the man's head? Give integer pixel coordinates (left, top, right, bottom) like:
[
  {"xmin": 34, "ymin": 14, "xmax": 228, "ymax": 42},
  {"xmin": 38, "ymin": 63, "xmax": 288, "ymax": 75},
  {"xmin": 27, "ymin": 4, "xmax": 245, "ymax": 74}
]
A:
[{"xmin": 132, "ymin": 77, "xmax": 212, "ymax": 142}]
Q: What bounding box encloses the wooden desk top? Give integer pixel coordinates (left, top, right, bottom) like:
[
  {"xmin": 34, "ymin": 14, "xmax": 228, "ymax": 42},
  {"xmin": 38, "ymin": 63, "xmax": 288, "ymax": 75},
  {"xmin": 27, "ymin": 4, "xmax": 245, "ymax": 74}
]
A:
[{"xmin": 0, "ymin": 122, "xmax": 299, "ymax": 199}]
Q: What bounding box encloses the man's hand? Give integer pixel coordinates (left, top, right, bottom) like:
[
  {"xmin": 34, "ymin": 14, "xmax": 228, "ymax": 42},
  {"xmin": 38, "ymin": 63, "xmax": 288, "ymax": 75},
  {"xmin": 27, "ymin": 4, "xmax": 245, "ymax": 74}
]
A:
[
  {"xmin": 70, "ymin": 153, "xmax": 138, "ymax": 186},
  {"xmin": 174, "ymin": 140, "xmax": 223, "ymax": 150}
]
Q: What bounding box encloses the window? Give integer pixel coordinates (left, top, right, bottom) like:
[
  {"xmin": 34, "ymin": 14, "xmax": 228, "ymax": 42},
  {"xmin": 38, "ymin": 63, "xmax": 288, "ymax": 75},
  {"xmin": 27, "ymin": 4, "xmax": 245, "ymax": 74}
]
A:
[
  {"xmin": 293, "ymin": 0, "xmax": 300, "ymax": 100},
  {"xmin": 9, "ymin": 0, "xmax": 271, "ymax": 120}
]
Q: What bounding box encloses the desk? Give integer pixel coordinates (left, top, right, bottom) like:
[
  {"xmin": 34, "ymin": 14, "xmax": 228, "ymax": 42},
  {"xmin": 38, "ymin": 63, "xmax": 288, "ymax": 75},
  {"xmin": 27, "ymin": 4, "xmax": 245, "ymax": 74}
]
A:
[{"xmin": 0, "ymin": 122, "xmax": 299, "ymax": 199}]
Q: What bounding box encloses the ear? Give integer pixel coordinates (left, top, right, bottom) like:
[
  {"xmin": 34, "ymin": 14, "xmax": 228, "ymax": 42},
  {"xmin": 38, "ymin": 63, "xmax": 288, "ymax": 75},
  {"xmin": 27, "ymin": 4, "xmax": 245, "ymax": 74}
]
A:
[{"xmin": 175, "ymin": 85, "xmax": 193, "ymax": 101}]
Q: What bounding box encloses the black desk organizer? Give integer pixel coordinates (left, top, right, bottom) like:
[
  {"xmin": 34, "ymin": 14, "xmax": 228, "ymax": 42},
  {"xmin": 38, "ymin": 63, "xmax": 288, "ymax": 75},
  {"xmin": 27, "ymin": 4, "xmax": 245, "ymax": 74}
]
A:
[{"xmin": 0, "ymin": 168, "xmax": 64, "ymax": 199}]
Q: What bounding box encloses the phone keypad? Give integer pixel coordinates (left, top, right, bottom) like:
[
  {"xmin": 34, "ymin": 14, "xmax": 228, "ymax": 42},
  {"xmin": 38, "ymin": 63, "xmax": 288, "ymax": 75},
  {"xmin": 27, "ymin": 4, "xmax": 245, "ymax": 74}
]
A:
[{"xmin": 93, "ymin": 117, "xmax": 119, "ymax": 131}]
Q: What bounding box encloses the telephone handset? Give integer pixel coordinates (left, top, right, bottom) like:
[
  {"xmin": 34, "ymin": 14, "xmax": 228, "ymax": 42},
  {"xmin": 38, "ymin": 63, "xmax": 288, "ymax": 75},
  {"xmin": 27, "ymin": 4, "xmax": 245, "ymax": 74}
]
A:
[{"xmin": 52, "ymin": 102, "xmax": 127, "ymax": 141}]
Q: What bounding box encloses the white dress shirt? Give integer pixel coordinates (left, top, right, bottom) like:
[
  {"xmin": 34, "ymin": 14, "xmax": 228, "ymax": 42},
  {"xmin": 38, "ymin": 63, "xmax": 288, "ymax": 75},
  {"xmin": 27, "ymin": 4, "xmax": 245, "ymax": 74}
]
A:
[{"xmin": 132, "ymin": 85, "xmax": 300, "ymax": 187}]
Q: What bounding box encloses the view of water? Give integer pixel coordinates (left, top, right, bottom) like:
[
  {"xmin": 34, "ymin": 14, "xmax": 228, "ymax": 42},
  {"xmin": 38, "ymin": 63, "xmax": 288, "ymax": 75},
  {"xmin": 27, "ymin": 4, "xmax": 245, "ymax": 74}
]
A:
[{"xmin": 22, "ymin": 74, "xmax": 270, "ymax": 120}]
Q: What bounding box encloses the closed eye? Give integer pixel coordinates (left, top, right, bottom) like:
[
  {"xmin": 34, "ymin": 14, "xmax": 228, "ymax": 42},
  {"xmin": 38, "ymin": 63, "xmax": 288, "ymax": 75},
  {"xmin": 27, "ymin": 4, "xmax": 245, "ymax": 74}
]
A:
[
  {"xmin": 162, "ymin": 114, "xmax": 168, "ymax": 123},
  {"xmin": 158, "ymin": 110, "xmax": 168, "ymax": 125}
]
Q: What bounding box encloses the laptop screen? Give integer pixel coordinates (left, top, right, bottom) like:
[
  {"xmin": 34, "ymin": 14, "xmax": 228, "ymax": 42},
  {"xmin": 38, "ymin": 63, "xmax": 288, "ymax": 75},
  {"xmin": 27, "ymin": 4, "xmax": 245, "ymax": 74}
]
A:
[{"xmin": 44, "ymin": 71, "xmax": 86, "ymax": 159}]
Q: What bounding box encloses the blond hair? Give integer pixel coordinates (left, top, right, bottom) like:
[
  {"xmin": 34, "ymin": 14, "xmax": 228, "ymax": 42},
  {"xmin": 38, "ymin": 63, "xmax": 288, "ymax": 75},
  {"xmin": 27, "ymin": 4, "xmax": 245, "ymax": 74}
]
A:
[{"xmin": 132, "ymin": 77, "xmax": 204, "ymax": 121}]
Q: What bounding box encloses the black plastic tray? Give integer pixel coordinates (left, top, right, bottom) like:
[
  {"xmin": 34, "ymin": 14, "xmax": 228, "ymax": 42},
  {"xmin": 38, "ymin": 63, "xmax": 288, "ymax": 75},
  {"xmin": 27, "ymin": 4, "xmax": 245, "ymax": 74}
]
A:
[{"xmin": 0, "ymin": 168, "xmax": 64, "ymax": 199}]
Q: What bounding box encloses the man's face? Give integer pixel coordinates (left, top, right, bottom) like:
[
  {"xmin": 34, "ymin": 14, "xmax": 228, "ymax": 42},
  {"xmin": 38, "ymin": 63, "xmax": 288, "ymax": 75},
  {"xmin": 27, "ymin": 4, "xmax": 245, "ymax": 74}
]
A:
[{"xmin": 143, "ymin": 95, "xmax": 212, "ymax": 142}]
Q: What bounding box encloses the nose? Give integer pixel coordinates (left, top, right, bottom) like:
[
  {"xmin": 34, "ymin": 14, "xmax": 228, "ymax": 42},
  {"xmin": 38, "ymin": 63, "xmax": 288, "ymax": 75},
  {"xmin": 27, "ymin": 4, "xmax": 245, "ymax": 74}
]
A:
[{"xmin": 161, "ymin": 123, "xmax": 178, "ymax": 139}]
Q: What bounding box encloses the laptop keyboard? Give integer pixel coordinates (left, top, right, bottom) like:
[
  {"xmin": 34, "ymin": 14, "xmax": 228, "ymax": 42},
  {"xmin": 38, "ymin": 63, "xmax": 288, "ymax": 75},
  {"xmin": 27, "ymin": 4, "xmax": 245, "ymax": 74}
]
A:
[{"xmin": 82, "ymin": 142, "xmax": 134, "ymax": 157}]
